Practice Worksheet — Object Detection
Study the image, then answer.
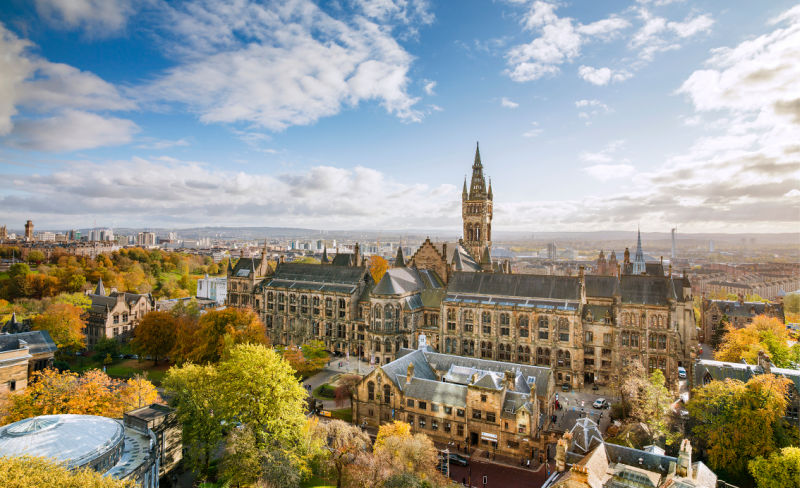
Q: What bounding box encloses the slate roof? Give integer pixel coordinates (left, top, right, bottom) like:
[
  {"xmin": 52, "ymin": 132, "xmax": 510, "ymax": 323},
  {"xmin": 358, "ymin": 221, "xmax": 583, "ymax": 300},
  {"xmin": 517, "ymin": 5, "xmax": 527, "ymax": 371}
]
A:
[
  {"xmin": 645, "ymin": 262, "xmax": 665, "ymax": 277},
  {"xmin": 261, "ymin": 263, "xmax": 368, "ymax": 294},
  {"xmin": 331, "ymin": 253, "xmax": 357, "ymax": 266},
  {"xmin": 403, "ymin": 377, "xmax": 467, "ymax": 407},
  {"xmin": 373, "ymin": 267, "xmax": 443, "ymax": 296},
  {"xmin": 0, "ymin": 330, "xmax": 57, "ymax": 355},
  {"xmin": 619, "ymin": 275, "xmax": 673, "ymax": 305},
  {"xmin": 89, "ymin": 292, "xmax": 151, "ymax": 313},
  {"xmin": 695, "ymin": 359, "xmax": 800, "ymax": 395},
  {"xmin": 231, "ymin": 257, "xmax": 262, "ymax": 277},
  {"xmin": 704, "ymin": 299, "xmax": 780, "ymax": 318},
  {"xmin": 447, "ymin": 272, "xmax": 580, "ymax": 301},
  {"xmin": 584, "ymin": 275, "xmax": 620, "ymax": 298}
]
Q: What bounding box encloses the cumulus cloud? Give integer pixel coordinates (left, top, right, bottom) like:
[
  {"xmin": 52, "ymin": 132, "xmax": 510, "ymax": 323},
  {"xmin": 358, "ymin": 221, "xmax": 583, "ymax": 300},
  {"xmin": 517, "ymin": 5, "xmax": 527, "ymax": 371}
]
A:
[
  {"xmin": 578, "ymin": 65, "xmax": 632, "ymax": 85},
  {"xmin": 522, "ymin": 122, "xmax": 542, "ymax": 138},
  {"xmin": 630, "ymin": 9, "xmax": 714, "ymax": 61},
  {"xmin": 139, "ymin": 0, "xmax": 426, "ymax": 130},
  {"xmin": 575, "ymin": 99, "xmax": 610, "ymax": 122},
  {"xmin": 34, "ymin": 0, "xmax": 137, "ymax": 36},
  {"xmin": 423, "ymin": 80, "xmax": 437, "ymax": 95},
  {"xmin": 501, "ymin": 97, "xmax": 519, "ymax": 108}
]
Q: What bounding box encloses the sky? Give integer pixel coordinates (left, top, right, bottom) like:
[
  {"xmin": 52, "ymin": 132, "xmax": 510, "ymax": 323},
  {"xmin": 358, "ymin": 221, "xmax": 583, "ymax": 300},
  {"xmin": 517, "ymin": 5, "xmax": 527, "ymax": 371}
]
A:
[{"xmin": 0, "ymin": 0, "xmax": 798, "ymax": 234}]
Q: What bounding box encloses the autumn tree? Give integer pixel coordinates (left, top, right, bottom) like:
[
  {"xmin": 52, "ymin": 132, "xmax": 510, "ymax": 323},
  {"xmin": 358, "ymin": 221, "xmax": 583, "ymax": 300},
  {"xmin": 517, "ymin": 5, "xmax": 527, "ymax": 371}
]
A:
[
  {"xmin": 374, "ymin": 431, "xmax": 445, "ymax": 486},
  {"xmin": 375, "ymin": 421, "xmax": 412, "ymax": 450},
  {"xmin": 369, "ymin": 255, "xmax": 389, "ymax": 283},
  {"xmin": 687, "ymin": 374, "xmax": 793, "ymax": 479},
  {"xmin": 31, "ymin": 303, "xmax": 86, "ymax": 358},
  {"xmin": 131, "ymin": 311, "xmax": 177, "ymax": 364},
  {"xmin": 715, "ymin": 315, "xmax": 799, "ymax": 367},
  {"xmin": 0, "ymin": 456, "xmax": 133, "ymax": 488},
  {"xmin": 313, "ymin": 419, "xmax": 371, "ymax": 488},
  {"xmin": 188, "ymin": 308, "xmax": 267, "ymax": 363},
  {"xmin": 219, "ymin": 426, "xmax": 263, "ymax": 487},
  {"xmin": 748, "ymin": 446, "xmax": 800, "ymax": 488},
  {"xmin": 1, "ymin": 368, "xmax": 161, "ymax": 425},
  {"xmin": 334, "ymin": 374, "xmax": 361, "ymax": 408}
]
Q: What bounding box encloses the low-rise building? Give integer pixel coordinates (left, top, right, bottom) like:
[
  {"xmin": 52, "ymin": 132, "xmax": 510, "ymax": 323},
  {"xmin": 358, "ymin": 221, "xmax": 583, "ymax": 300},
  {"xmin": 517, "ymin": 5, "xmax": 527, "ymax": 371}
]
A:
[
  {"xmin": 124, "ymin": 404, "xmax": 182, "ymax": 478},
  {"xmin": 700, "ymin": 297, "xmax": 784, "ymax": 343},
  {"xmin": 353, "ymin": 342, "xmax": 554, "ymax": 459},
  {"xmin": 543, "ymin": 418, "xmax": 718, "ymax": 488},
  {"xmin": 196, "ymin": 274, "xmax": 227, "ymax": 305},
  {"xmin": 0, "ymin": 330, "xmax": 57, "ymax": 396},
  {"xmin": 86, "ymin": 279, "xmax": 154, "ymax": 347}
]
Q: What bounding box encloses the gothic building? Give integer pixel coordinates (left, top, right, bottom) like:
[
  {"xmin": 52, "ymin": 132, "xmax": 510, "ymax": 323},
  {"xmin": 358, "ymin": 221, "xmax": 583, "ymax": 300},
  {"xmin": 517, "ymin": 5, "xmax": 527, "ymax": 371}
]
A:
[{"xmin": 232, "ymin": 143, "xmax": 698, "ymax": 390}]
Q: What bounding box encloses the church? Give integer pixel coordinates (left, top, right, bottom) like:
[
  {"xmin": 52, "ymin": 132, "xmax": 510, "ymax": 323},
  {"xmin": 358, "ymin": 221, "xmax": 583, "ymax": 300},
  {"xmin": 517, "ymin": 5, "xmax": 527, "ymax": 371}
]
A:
[{"xmin": 232, "ymin": 143, "xmax": 698, "ymax": 390}]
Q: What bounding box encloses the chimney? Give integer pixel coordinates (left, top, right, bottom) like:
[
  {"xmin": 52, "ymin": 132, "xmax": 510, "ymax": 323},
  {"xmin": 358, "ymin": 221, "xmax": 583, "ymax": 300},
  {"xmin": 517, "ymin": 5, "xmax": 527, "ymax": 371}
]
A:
[
  {"xmin": 504, "ymin": 370, "xmax": 515, "ymax": 391},
  {"xmin": 471, "ymin": 372, "xmax": 478, "ymax": 384},
  {"xmin": 676, "ymin": 439, "xmax": 692, "ymax": 478},
  {"xmin": 757, "ymin": 350, "xmax": 772, "ymax": 374},
  {"xmin": 442, "ymin": 242, "xmax": 447, "ymax": 259},
  {"xmin": 406, "ymin": 362, "xmax": 414, "ymax": 385},
  {"xmin": 556, "ymin": 435, "xmax": 569, "ymax": 472},
  {"xmin": 616, "ymin": 263, "xmax": 621, "ymax": 278},
  {"xmin": 354, "ymin": 243, "xmax": 360, "ymax": 266}
]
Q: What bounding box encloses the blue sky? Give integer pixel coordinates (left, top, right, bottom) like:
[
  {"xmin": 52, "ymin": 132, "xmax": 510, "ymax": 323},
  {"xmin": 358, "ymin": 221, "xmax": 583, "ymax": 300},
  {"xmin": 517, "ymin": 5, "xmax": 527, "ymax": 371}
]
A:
[{"xmin": 0, "ymin": 0, "xmax": 798, "ymax": 233}]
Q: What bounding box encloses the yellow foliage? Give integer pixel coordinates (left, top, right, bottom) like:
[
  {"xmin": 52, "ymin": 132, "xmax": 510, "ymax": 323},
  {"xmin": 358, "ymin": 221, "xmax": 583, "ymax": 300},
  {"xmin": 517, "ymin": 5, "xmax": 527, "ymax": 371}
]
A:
[
  {"xmin": 0, "ymin": 456, "xmax": 133, "ymax": 488},
  {"xmin": 374, "ymin": 421, "xmax": 412, "ymax": 450}
]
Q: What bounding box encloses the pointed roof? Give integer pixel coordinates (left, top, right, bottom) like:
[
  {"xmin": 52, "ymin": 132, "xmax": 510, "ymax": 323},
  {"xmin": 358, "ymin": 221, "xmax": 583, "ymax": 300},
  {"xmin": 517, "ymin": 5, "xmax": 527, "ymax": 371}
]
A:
[
  {"xmin": 480, "ymin": 244, "xmax": 491, "ymax": 266},
  {"xmin": 395, "ymin": 245, "xmax": 406, "ymax": 267},
  {"xmin": 633, "ymin": 228, "xmax": 646, "ymax": 275},
  {"xmin": 468, "ymin": 142, "xmax": 487, "ymax": 199},
  {"xmin": 462, "ymin": 177, "xmax": 468, "ymax": 199},
  {"xmin": 94, "ymin": 279, "xmax": 105, "ymax": 296},
  {"xmin": 487, "ymin": 179, "xmax": 493, "ymax": 200},
  {"xmin": 321, "ymin": 246, "xmax": 329, "ymax": 264},
  {"xmin": 473, "ymin": 141, "xmax": 482, "ymax": 169},
  {"xmin": 227, "ymin": 258, "xmax": 233, "ymax": 274}
]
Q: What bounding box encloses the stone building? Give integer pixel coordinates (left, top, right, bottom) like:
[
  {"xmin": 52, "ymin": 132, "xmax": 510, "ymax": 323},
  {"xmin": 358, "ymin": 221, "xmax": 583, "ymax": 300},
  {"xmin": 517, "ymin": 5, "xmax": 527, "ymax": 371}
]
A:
[
  {"xmin": 256, "ymin": 262, "xmax": 372, "ymax": 353},
  {"xmin": 226, "ymin": 243, "xmax": 272, "ymax": 308},
  {"xmin": 543, "ymin": 418, "xmax": 717, "ymax": 488},
  {"xmin": 124, "ymin": 404, "xmax": 182, "ymax": 478},
  {"xmin": 353, "ymin": 345, "xmax": 554, "ymax": 458},
  {"xmin": 0, "ymin": 330, "xmax": 57, "ymax": 396},
  {"xmin": 462, "ymin": 143, "xmax": 493, "ymax": 267},
  {"xmin": 86, "ymin": 279, "xmax": 154, "ymax": 347},
  {"xmin": 24, "ymin": 220, "xmax": 33, "ymax": 240},
  {"xmin": 694, "ymin": 351, "xmax": 799, "ymax": 430},
  {"xmin": 699, "ymin": 297, "xmax": 784, "ymax": 343}
]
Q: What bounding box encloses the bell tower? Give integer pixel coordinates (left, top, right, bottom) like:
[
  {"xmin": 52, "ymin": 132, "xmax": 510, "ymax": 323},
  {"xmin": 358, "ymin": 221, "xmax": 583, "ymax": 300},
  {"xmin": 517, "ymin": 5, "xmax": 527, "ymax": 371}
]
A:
[{"xmin": 462, "ymin": 142, "xmax": 493, "ymax": 262}]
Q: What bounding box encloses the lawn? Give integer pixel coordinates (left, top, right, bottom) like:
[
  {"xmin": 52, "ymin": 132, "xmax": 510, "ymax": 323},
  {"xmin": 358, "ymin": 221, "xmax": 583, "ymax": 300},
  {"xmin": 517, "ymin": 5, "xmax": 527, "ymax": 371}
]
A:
[
  {"xmin": 300, "ymin": 475, "xmax": 335, "ymax": 488},
  {"xmin": 312, "ymin": 383, "xmax": 336, "ymax": 400},
  {"xmin": 67, "ymin": 357, "xmax": 171, "ymax": 385},
  {"xmin": 330, "ymin": 408, "xmax": 352, "ymax": 423}
]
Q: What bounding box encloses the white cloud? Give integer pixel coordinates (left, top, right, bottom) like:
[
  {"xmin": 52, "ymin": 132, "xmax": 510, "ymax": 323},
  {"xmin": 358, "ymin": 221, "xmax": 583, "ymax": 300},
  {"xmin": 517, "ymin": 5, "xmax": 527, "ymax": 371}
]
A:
[
  {"xmin": 9, "ymin": 109, "xmax": 139, "ymax": 152},
  {"xmin": 141, "ymin": 0, "xmax": 425, "ymax": 130},
  {"xmin": 501, "ymin": 97, "xmax": 519, "ymax": 108},
  {"xmin": 136, "ymin": 138, "xmax": 190, "ymax": 150},
  {"xmin": 575, "ymin": 99, "xmax": 610, "ymax": 122},
  {"xmin": 580, "ymin": 139, "xmax": 626, "ymax": 164},
  {"xmin": 33, "ymin": 0, "xmax": 136, "ymax": 36},
  {"xmin": 631, "ymin": 9, "xmax": 714, "ymax": 61},
  {"xmin": 0, "ymin": 25, "xmax": 32, "ymax": 136},
  {"xmin": 584, "ymin": 163, "xmax": 636, "ymax": 181},
  {"xmin": 522, "ymin": 122, "xmax": 542, "ymax": 138},
  {"xmin": 577, "ymin": 16, "xmax": 630, "ymax": 37},
  {"xmin": 423, "ymin": 80, "xmax": 437, "ymax": 95},
  {"xmin": 577, "ymin": 65, "xmax": 632, "ymax": 85}
]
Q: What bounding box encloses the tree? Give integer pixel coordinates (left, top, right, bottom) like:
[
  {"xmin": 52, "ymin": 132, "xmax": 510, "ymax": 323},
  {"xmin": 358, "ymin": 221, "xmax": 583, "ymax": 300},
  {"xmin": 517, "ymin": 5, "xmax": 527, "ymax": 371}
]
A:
[
  {"xmin": 715, "ymin": 315, "xmax": 798, "ymax": 367},
  {"xmin": 312, "ymin": 419, "xmax": 371, "ymax": 488},
  {"xmin": 189, "ymin": 308, "xmax": 267, "ymax": 363},
  {"xmin": 92, "ymin": 338, "xmax": 120, "ymax": 361},
  {"xmin": 131, "ymin": 311, "xmax": 177, "ymax": 364},
  {"xmin": 334, "ymin": 374, "xmax": 361, "ymax": 408},
  {"xmin": 169, "ymin": 314, "xmax": 202, "ymax": 365},
  {"xmin": 1, "ymin": 368, "xmax": 160, "ymax": 425},
  {"xmin": 710, "ymin": 314, "xmax": 728, "ymax": 350},
  {"xmin": 618, "ymin": 364, "xmax": 675, "ymax": 446},
  {"xmin": 53, "ymin": 292, "xmax": 91, "ymax": 310},
  {"xmin": 119, "ymin": 374, "xmax": 161, "ymax": 411},
  {"xmin": 220, "ymin": 426, "xmax": 263, "ymax": 487},
  {"xmin": 369, "ymin": 256, "xmax": 389, "ymax": 284},
  {"xmin": 0, "ymin": 456, "xmax": 133, "ymax": 488},
  {"xmin": 215, "ymin": 344, "xmax": 308, "ymax": 451},
  {"xmin": 375, "ymin": 421, "xmax": 412, "ymax": 450},
  {"xmin": 687, "ymin": 374, "xmax": 792, "ymax": 479},
  {"xmin": 163, "ymin": 363, "xmax": 224, "ymax": 478},
  {"xmin": 31, "ymin": 303, "xmax": 86, "ymax": 358},
  {"xmin": 374, "ymin": 432, "xmax": 444, "ymax": 486},
  {"xmin": 748, "ymin": 446, "xmax": 800, "ymax": 488},
  {"xmin": 26, "ymin": 250, "xmax": 46, "ymax": 264}
]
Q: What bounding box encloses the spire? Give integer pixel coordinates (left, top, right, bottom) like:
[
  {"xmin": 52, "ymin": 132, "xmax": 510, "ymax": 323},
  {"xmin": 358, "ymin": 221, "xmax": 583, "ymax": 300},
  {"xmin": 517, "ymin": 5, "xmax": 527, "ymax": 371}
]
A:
[
  {"xmin": 633, "ymin": 227, "xmax": 646, "ymax": 275},
  {"xmin": 321, "ymin": 245, "xmax": 329, "ymax": 264},
  {"xmin": 469, "ymin": 142, "xmax": 487, "ymax": 199},
  {"xmin": 227, "ymin": 257, "xmax": 233, "ymax": 275},
  {"xmin": 94, "ymin": 278, "xmax": 105, "ymax": 296},
  {"xmin": 488, "ymin": 178, "xmax": 493, "ymax": 200},
  {"xmin": 480, "ymin": 244, "xmax": 491, "ymax": 266},
  {"xmin": 462, "ymin": 177, "xmax": 468, "ymax": 201},
  {"xmin": 474, "ymin": 141, "xmax": 482, "ymax": 169},
  {"xmin": 394, "ymin": 245, "xmax": 406, "ymax": 267}
]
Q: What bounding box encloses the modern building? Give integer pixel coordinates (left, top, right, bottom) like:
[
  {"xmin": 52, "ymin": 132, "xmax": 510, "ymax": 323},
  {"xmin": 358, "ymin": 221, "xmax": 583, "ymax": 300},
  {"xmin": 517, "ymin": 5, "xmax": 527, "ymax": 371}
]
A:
[
  {"xmin": 0, "ymin": 330, "xmax": 57, "ymax": 396},
  {"xmin": 353, "ymin": 343, "xmax": 554, "ymax": 459},
  {"xmin": 86, "ymin": 279, "xmax": 154, "ymax": 347},
  {"xmin": 196, "ymin": 274, "xmax": 227, "ymax": 305},
  {"xmin": 543, "ymin": 418, "xmax": 717, "ymax": 488},
  {"xmin": 0, "ymin": 414, "xmax": 159, "ymax": 487},
  {"xmin": 137, "ymin": 232, "xmax": 157, "ymax": 247},
  {"xmin": 699, "ymin": 297, "xmax": 784, "ymax": 343},
  {"xmin": 124, "ymin": 404, "xmax": 182, "ymax": 478}
]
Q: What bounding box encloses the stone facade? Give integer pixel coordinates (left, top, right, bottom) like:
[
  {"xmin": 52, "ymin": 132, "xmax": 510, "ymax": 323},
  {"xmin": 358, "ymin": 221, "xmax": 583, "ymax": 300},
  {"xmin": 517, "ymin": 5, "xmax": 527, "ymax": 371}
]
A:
[
  {"xmin": 226, "ymin": 244, "xmax": 272, "ymax": 308},
  {"xmin": 86, "ymin": 280, "xmax": 154, "ymax": 347},
  {"xmin": 0, "ymin": 331, "xmax": 57, "ymax": 397},
  {"xmin": 700, "ymin": 297, "xmax": 785, "ymax": 344},
  {"xmin": 462, "ymin": 143, "xmax": 493, "ymax": 267},
  {"xmin": 353, "ymin": 347, "xmax": 554, "ymax": 459},
  {"xmin": 124, "ymin": 403, "xmax": 183, "ymax": 478}
]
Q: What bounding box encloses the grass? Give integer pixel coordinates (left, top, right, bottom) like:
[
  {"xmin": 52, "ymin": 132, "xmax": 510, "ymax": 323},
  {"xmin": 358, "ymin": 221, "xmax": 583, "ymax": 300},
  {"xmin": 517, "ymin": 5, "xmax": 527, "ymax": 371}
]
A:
[
  {"xmin": 300, "ymin": 475, "xmax": 335, "ymax": 488},
  {"xmin": 67, "ymin": 357, "xmax": 171, "ymax": 385},
  {"xmin": 313, "ymin": 383, "xmax": 336, "ymax": 400},
  {"xmin": 330, "ymin": 408, "xmax": 352, "ymax": 423}
]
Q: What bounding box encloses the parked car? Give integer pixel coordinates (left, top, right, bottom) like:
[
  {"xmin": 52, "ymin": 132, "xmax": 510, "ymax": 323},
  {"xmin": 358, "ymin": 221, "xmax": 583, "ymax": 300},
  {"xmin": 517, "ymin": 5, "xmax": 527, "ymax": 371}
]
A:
[
  {"xmin": 592, "ymin": 398, "xmax": 609, "ymax": 409},
  {"xmin": 448, "ymin": 453, "xmax": 469, "ymax": 466},
  {"xmin": 678, "ymin": 367, "xmax": 687, "ymax": 379},
  {"xmin": 561, "ymin": 383, "xmax": 570, "ymax": 392}
]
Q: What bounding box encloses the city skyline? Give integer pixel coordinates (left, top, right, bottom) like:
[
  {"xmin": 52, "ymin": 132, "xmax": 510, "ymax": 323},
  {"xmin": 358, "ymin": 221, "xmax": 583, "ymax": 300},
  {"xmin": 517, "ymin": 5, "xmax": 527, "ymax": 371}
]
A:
[{"xmin": 0, "ymin": 0, "xmax": 798, "ymax": 233}]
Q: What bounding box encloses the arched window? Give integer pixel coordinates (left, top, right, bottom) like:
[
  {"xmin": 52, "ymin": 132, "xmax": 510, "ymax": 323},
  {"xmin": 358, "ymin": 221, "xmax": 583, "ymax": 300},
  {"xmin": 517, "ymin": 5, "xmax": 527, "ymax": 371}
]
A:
[
  {"xmin": 368, "ymin": 381, "xmax": 375, "ymax": 401},
  {"xmin": 480, "ymin": 341, "xmax": 493, "ymax": 359},
  {"xmin": 518, "ymin": 315, "xmax": 529, "ymax": 338},
  {"xmin": 445, "ymin": 338, "xmax": 452, "ymax": 353},
  {"xmin": 518, "ymin": 346, "xmax": 530, "ymax": 363},
  {"xmin": 383, "ymin": 384, "xmax": 391, "ymax": 404},
  {"xmin": 538, "ymin": 315, "xmax": 549, "ymax": 328},
  {"xmin": 384, "ymin": 338, "xmax": 392, "ymax": 353},
  {"xmin": 374, "ymin": 340, "xmax": 381, "ymax": 352},
  {"xmin": 482, "ymin": 311, "xmax": 492, "ymax": 324}
]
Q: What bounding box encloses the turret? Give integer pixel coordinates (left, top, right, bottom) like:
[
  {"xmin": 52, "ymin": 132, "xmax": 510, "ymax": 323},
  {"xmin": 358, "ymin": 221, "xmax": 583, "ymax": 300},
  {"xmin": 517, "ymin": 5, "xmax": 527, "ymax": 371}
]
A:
[
  {"xmin": 394, "ymin": 245, "xmax": 406, "ymax": 268},
  {"xmin": 462, "ymin": 177, "xmax": 468, "ymax": 201},
  {"xmin": 321, "ymin": 245, "xmax": 329, "ymax": 264}
]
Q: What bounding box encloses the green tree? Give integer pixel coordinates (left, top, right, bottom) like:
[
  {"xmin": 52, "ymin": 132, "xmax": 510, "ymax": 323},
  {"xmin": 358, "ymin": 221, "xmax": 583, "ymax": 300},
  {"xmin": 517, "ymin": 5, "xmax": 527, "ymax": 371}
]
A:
[
  {"xmin": 313, "ymin": 419, "xmax": 371, "ymax": 488},
  {"xmin": 748, "ymin": 446, "xmax": 800, "ymax": 488},
  {"xmin": 163, "ymin": 363, "xmax": 224, "ymax": 478},
  {"xmin": 687, "ymin": 374, "xmax": 792, "ymax": 479},
  {"xmin": 26, "ymin": 250, "xmax": 46, "ymax": 264},
  {"xmin": 220, "ymin": 426, "xmax": 262, "ymax": 487},
  {"xmin": 92, "ymin": 337, "xmax": 120, "ymax": 361}
]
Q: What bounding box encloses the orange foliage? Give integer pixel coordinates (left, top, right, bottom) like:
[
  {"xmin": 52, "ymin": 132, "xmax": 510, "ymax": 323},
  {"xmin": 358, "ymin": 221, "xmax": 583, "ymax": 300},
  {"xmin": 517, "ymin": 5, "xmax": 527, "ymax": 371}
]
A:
[{"xmin": 369, "ymin": 255, "xmax": 389, "ymax": 283}]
